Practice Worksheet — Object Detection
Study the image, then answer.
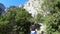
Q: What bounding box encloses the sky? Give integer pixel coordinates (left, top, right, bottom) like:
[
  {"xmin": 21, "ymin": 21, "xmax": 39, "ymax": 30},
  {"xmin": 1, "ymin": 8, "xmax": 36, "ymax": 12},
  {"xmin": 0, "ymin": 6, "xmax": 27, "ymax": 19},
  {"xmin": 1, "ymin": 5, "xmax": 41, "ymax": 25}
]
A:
[{"xmin": 0, "ymin": 0, "xmax": 28, "ymax": 7}]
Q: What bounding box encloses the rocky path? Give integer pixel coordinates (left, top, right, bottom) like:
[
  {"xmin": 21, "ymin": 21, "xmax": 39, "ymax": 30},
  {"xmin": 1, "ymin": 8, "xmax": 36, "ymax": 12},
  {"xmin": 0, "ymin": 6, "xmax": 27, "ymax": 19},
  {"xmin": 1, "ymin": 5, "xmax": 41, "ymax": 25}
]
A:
[{"xmin": 37, "ymin": 23, "xmax": 46, "ymax": 34}]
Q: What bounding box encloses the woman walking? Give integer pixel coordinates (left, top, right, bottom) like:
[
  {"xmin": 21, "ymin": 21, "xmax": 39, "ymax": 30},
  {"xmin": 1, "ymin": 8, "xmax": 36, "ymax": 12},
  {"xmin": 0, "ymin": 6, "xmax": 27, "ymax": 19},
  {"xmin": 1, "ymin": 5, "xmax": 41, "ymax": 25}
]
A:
[{"xmin": 30, "ymin": 23, "xmax": 37, "ymax": 34}]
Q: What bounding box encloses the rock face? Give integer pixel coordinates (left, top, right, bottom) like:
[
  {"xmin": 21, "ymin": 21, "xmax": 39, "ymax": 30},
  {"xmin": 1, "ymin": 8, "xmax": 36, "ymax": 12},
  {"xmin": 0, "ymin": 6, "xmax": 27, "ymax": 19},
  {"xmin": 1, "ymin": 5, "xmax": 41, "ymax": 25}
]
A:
[
  {"xmin": 24, "ymin": 0, "xmax": 44, "ymax": 17},
  {"xmin": 18, "ymin": 5, "xmax": 23, "ymax": 8},
  {"xmin": 0, "ymin": 3, "xmax": 5, "ymax": 15}
]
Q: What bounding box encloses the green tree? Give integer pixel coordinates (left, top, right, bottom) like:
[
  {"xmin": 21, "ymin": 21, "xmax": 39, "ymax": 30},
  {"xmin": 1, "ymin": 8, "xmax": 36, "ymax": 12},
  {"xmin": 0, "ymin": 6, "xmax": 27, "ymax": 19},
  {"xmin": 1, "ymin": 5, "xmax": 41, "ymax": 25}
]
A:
[
  {"xmin": 0, "ymin": 7, "xmax": 32, "ymax": 34},
  {"xmin": 43, "ymin": 0, "xmax": 60, "ymax": 34}
]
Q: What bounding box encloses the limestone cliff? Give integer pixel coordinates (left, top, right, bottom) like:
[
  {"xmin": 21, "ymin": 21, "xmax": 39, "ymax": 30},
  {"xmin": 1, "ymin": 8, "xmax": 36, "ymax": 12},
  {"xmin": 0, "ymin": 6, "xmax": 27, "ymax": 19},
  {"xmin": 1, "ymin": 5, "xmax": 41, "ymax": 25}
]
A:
[{"xmin": 24, "ymin": 0, "xmax": 47, "ymax": 17}]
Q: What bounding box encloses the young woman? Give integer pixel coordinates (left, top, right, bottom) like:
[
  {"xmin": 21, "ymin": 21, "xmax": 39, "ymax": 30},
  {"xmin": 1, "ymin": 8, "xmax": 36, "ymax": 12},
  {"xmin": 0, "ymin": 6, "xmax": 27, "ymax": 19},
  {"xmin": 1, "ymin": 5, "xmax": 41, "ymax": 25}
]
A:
[{"xmin": 30, "ymin": 23, "xmax": 37, "ymax": 34}]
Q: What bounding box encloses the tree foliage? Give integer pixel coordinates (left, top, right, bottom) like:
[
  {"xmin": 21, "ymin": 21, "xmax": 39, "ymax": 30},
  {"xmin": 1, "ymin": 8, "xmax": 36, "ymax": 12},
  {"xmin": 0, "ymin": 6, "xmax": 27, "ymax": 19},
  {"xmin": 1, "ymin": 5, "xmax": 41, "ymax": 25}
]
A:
[
  {"xmin": 43, "ymin": 0, "xmax": 60, "ymax": 34},
  {"xmin": 0, "ymin": 7, "xmax": 32, "ymax": 34}
]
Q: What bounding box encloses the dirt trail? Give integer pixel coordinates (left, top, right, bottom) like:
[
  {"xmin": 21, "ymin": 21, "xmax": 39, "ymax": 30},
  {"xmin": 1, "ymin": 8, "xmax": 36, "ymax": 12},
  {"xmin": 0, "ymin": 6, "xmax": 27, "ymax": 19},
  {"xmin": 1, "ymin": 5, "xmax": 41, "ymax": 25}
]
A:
[{"xmin": 37, "ymin": 23, "xmax": 46, "ymax": 34}]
